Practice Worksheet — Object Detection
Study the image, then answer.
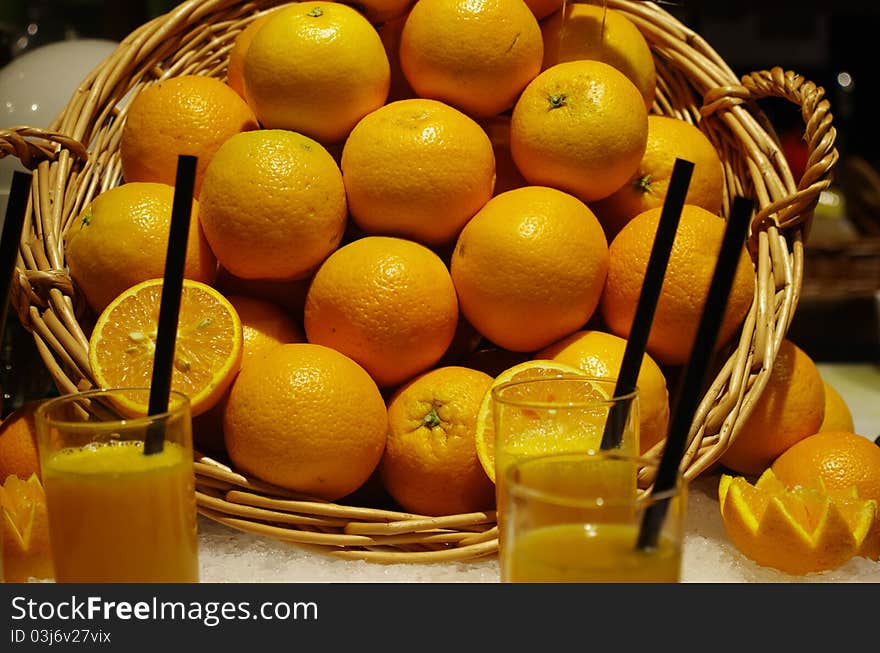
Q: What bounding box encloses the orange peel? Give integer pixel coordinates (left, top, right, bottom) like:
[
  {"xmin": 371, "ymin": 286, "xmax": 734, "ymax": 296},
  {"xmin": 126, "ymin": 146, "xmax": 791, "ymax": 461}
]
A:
[{"xmin": 719, "ymin": 469, "xmax": 876, "ymax": 575}]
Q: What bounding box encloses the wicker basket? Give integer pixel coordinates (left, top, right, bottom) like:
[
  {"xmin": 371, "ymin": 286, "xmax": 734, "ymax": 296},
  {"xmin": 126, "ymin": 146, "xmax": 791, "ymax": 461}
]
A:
[{"xmin": 2, "ymin": 0, "xmax": 838, "ymax": 563}]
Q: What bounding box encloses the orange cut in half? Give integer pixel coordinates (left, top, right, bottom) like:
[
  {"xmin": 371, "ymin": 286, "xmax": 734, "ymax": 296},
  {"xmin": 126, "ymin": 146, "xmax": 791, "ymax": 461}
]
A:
[
  {"xmin": 719, "ymin": 468, "xmax": 876, "ymax": 575},
  {"xmin": 88, "ymin": 279, "xmax": 243, "ymax": 417},
  {"xmin": 474, "ymin": 359, "xmax": 598, "ymax": 483}
]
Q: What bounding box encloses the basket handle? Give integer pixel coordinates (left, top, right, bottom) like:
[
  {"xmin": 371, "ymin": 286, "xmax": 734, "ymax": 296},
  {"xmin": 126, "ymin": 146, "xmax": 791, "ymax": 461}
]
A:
[
  {"xmin": 701, "ymin": 66, "xmax": 839, "ymax": 233},
  {"xmin": 0, "ymin": 126, "xmax": 88, "ymax": 170}
]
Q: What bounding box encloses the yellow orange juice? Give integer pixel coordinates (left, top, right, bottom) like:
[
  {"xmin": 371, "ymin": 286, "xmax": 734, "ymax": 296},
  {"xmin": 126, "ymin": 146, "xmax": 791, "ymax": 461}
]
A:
[
  {"xmin": 43, "ymin": 440, "xmax": 198, "ymax": 583},
  {"xmin": 500, "ymin": 451, "xmax": 685, "ymax": 583},
  {"xmin": 504, "ymin": 523, "xmax": 680, "ymax": 582},
  {"xmin": 35, "ymin": 388, "xmax": 198, "ymax": 583}
]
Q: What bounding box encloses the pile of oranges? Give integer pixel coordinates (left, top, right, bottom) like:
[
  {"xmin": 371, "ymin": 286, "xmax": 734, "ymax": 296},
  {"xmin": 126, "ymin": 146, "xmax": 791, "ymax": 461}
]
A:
[{"xmin": 1, "ymin": 0, "xmax": 877, "ymax": 579}]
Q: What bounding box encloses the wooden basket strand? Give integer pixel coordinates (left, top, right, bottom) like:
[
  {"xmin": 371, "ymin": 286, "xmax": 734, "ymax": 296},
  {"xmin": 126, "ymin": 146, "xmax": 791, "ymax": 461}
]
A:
[{"xmin": 2, "ymin": 0, "xmax": 838, "ymax": 562}]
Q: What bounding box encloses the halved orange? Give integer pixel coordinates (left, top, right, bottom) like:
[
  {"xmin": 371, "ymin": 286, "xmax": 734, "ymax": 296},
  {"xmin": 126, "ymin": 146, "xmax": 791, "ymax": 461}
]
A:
[
  {"xmin": 719, "ymin": 468, "xmax": 876, "ymax": 575},
  {"xmin": 474, "ymin": 359, "xmax": 601, "ymax": 483},
  {"xmin": 88, "ymin": 279, "xmax": 243, "ymax": 417},
  {"xmin": 1, "ymin": 473, "xmax": 54, "ymax": 582}
]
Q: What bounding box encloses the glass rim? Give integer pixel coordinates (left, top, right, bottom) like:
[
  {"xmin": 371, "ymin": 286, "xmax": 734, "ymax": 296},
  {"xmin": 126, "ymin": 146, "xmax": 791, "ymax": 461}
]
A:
[
  {"xmin": 491, "ymin": 374, "xmax": 638, "ymax": 409},
  {"xmin": 35, "ymin": 387, "xmax": 191, "ymax": 430},
  {"xmin": 504, "ymin": 450, "xmax": 683, "ymax": 508}
]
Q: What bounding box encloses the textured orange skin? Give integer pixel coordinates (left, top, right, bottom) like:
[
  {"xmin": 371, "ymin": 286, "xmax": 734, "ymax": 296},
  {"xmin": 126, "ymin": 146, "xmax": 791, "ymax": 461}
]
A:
[
  {"xmin": 224, "ymin": 343, "xmax": 388, "ymax": 501},
  {"xmin": 772, "ymin": 430, "xmax": 880, "ymax": 559},
  {"xmin": 243, "ymin": 2, "xmax": 390, "ymax": 143},
  {"xmin": 451, "ymin": 186, "xmax": 609, "ymax": 353},
  {"xmin": 381, "ymin": 366, "xmax": 496, "ymax": 516},
  {"xmin": 600, "ymin": 204, "xmax": 755, "ymax": 366},
  {"xmin": 592, "ymin": 115, "xmax": 725, "ymax": 240},
  {"xmin": 341, "ymin": 98, "xmax": 496, "ymax": 246},
  {"xmin": 65, "ymin": 182, "xmax": 217, "ymax": 313},
  {"xmin": 510, "ymin": 60, "xmax": 649, "ymax": 203},
  {"xmin": 536, "ymin": 330, "xmax": 669, "ymax": 454},
  {"xmin": 399, "ymin": 0, "xmax": 543, "ymax": 119},
  {"xmin": 198, "ymin": 129, "xmax": 348, "ymax": 281},
  {"xmin": 541, "ymin": 3, "xmax": 656, "ymax": 108},
  {"xmin": 304, "ymin": 236, "xmax": 459, "ymax": 388},
  {"xmin": 120, "ymin": 75, "xmax": 258, "ymax": 196},
  {"xmin": 719, "ymin": 340, "xmax": 825, "ymax": 475}
]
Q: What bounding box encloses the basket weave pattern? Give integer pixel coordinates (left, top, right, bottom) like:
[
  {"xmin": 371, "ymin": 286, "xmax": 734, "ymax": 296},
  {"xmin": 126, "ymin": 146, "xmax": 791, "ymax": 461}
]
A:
[{"xmin": 2, "ymin": 0, "xmax": 838, "ymax": 562}]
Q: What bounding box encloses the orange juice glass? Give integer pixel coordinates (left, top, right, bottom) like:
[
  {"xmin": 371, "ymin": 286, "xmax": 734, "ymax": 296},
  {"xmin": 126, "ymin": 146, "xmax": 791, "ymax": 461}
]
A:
[
  {"xmin": 35, "ymin": 388, "xmax": 198, "ymax": 583},
  {"xmin": 491, "ymin": 376, "xmax": 639, "ymax": 536},
  {"xmin": 500, "ymin": 451, "xmax": 686, "ymax": 582}
]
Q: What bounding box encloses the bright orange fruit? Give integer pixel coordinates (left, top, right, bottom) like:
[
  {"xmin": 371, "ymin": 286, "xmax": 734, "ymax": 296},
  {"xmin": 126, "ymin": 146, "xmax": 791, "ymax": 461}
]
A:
[
  {"xmin": 1, "ymin": 474, "xmax": 54, "ymax": 582},
  {"xmin": 381, "ymin": 366, "xmax": 496, "ymax": 516},
  {"xmin": 304, "ymin": 236, "xmax": 459, "ymax": 387},
  {"xmin": 119, "ymin": 75, "xmax": 258, "ymax": 196},
  {"xmin": 719, "ymin": 469, "xmax": 875, "ymax": 575},
  {"xmin": 341, "ymin": 98, "xmax": 495, "ymax": 246},
  {"xmin": 451, "ymin": 186, "xmax": 608, "ymax": 353},
  {"xmin": 88, "ymin": 279, "xmax": 243, "ymax": 418},
  {"xmin": 224, "ymin": 343, "xmax": 388, "ymax": 501}
]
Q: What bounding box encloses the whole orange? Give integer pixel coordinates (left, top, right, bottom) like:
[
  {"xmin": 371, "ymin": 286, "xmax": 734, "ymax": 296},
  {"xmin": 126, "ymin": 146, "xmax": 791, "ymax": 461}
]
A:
[
  {"xmin": 591, "ymin": 115, "xmax": 725, "ymax": 239},
  {"xmin": 599, "ymin": 204, "xmax": 755, "ymax": 366},
  {"xmin": 0, "ymin": 402, "xmax": 41, "ymax": 482},
  {"xmin": 536, "ymin": 330, "xmax": 670, "ymax": 454},
  {"xmin": 119, "ymin": 75, "xmax": 258, "ymax": 196},
  {"xmin": 510, "ymin": 60, "xmax": 648, "ymax": 202},
  {"xmin": 719, "ymin": 339, "xmax": 825, "ymax": 475},
  {"xmin": 818, "ymin": 381, "xmax": 855, "ymax": 433},
  {"xmin": 198, "ymin": 129, "xmax": 347, "ymax": 281},
  {"xmin": 226, "ymin": 12, "xmax": 274, "ymax": 100},
  {"xmin": 772, "ymin": 430, "xmax": 880, "ymax": 558},
  {"xmin": 304, "ymin": 236, "xmax": 459, "ymax": 387},
  {"xmin": 399, "ymin": 0, "xmax": 543, "ymax": 119},
  {"xmin": 772, "ymin": 431, "xmax": 880, "ymax": 505},
  {"xmin": 341, "ymin": 98, "xmax": 495, "ymax": 246},
  {"xmin": 224, "ymin": 343, "xmax": 388, "ymax": 501},
  {"xmin": 65, "ymin": 182, "xmax": 217, "ymax": 313},
  {"xmin": 541, "ymin": 3, "xmax": 656, "ymax": 109},
  {"xmin": 381, "ymin": 366, "xmax": 496, "ymax": 516},
  {"xmin": 243, "ymin": 2, "xmax": 390, "ymax": 143},
  {"xmin": 450, "ymin": 186, "xmax": 609, "ymax": 353}
]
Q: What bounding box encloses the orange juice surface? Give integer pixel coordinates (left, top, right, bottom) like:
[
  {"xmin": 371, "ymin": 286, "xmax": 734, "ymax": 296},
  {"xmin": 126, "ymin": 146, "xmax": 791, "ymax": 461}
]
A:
[
  {"xmin": 503, "ymin": 522, "xmax": 680, "ymax": 583},
  {"xmin": 43, "ymin": 440, "xmax": 198, "ymax": 583}
]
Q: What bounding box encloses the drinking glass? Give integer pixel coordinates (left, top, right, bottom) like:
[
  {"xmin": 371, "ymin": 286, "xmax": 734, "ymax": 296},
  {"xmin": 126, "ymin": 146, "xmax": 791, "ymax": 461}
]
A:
[
  {"xmin": 491, "ymin": 376, "xmax": 639, "ymax": 530},
  {"xmin": 35, "ymin": 388, "xmax": 199, "ymax": 583},
  {"xmin": 500, "ymin": 450, "xmax": 686, "ymax": 582}
]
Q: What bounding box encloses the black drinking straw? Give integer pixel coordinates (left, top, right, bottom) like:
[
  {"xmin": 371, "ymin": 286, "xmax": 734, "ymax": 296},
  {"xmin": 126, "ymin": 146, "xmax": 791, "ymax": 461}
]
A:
[
  {"xmin": 144, "ymin": 155, "xmax": 197, "ymax": 455},
  {"xmin": 636, "ymin": 195, "xmax": 754, "ymax": 550},
  {"xmin": 599, "ymin": 158, "xmax": 694, "ymax": 450},
  {"xmin": 0, "ymin": 172, "xmax": 31, "ymax": 348}
]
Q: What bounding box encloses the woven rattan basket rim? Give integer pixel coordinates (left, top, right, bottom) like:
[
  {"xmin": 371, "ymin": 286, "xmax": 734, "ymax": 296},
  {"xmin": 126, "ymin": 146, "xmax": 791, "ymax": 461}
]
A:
[{"xmin": 3, "ymin": 0, "xmax": 838, "ymax": 563}]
